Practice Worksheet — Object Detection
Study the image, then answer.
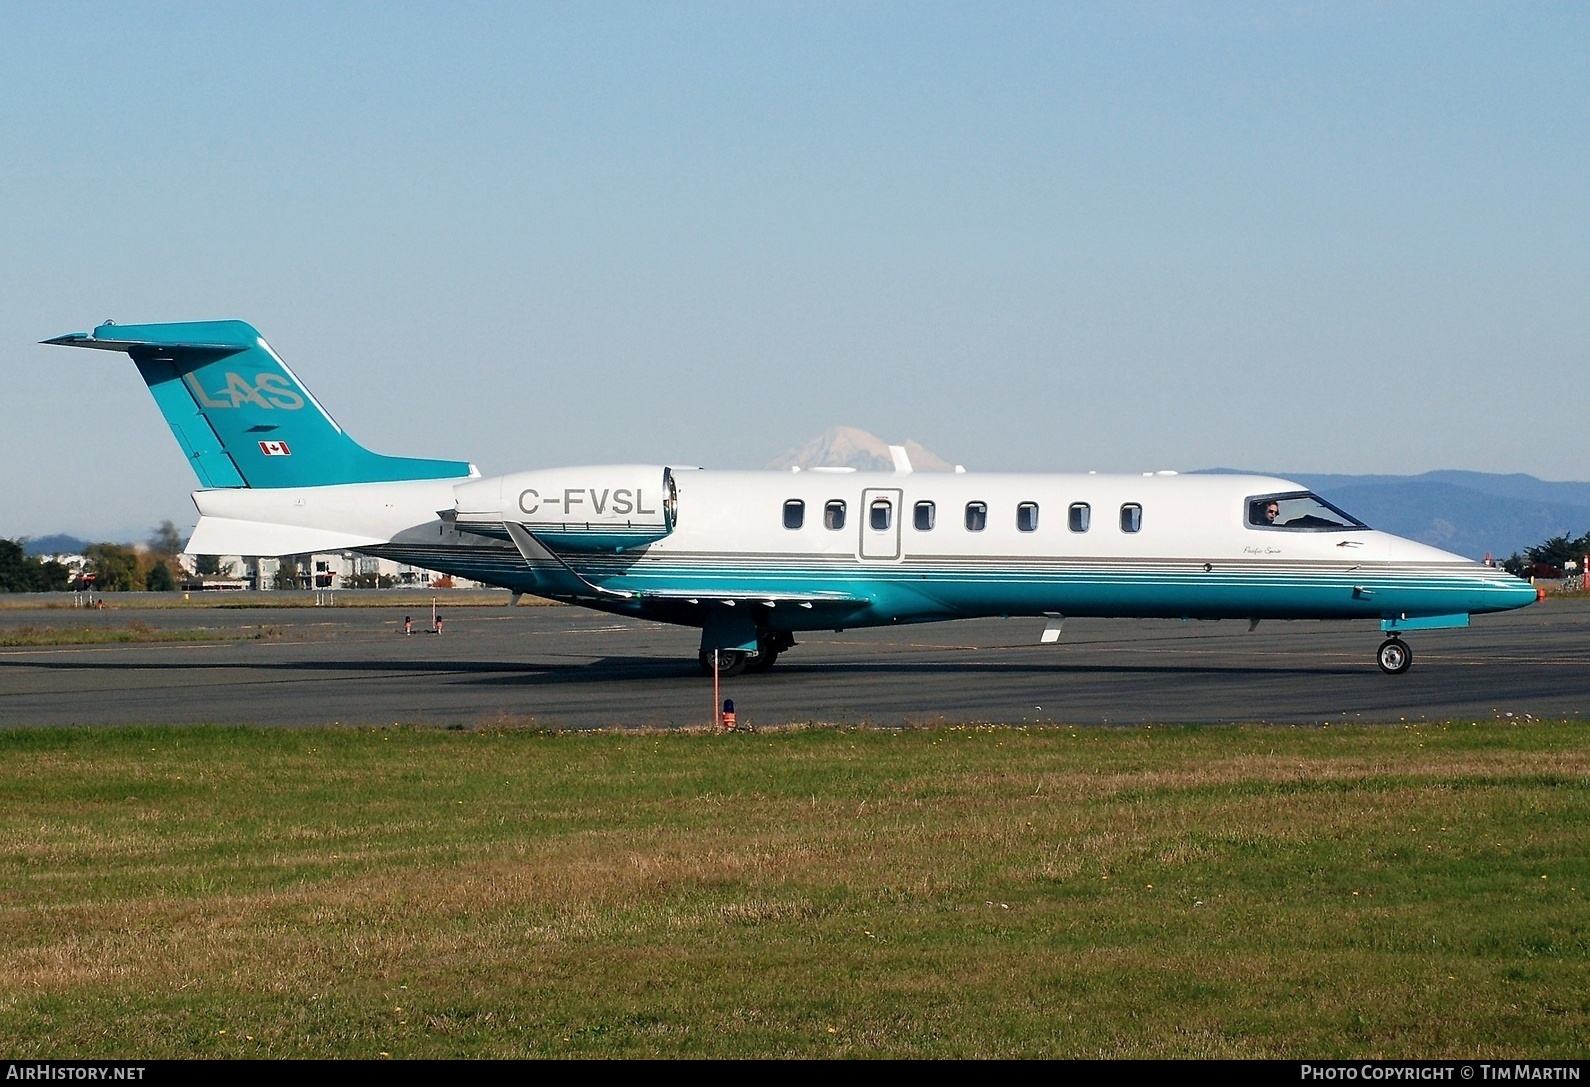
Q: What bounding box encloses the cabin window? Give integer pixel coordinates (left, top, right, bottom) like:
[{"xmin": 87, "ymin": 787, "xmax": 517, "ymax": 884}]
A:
[
  {"xmin": 1068, "ymin": 502, "xmax": 1090, "ymax": 533},
  {"xmin": 824, "ymin": 500, "xmax": 847, "ymax": 531},
  {"xmin": 869, "ymin": 499, "xmax": 893, "ymax": 531},
  {"xmin": 1016, "ymin": 502, "xmax": 1039, "ymax": 532},
  {"xmin": 1120, "ymin": 503, "xmax": 1142, "ymax": 533},
  {"xmin": 1246, "ymin": 492, "xmax": 1366, "ymax": 531},
  {"xmin": 783, "ymin": 499, "xmax": 805, "ymax": 530},
  {"xmin": 965, "ymin": 501, "xmax": 988, "ymax": 532},
  {"xmin": 914, "ymin": 501, "xmax": 936, "ymax": 531}
]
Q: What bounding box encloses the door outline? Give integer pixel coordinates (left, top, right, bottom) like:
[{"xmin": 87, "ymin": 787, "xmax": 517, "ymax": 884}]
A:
[{"xmin": 859, "ymin": 488, "xmax": 903, "ymax": 561}]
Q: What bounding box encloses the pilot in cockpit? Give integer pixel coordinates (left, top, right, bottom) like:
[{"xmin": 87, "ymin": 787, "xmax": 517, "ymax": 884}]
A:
[{"xmin": 1252, "ymin": 496, "xmax": 1346, "ymax": 529}]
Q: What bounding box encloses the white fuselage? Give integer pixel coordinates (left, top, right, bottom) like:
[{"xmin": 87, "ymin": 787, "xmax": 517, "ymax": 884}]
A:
[{"xmin": 185, "ymin": 466, "xmax": 1538, "ymax": 640}]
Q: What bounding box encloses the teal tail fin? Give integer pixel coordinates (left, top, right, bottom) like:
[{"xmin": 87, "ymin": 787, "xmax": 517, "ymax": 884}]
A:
[{"xmin": 44, "ymin": 320, "xmax": 474, "ymax": 489}]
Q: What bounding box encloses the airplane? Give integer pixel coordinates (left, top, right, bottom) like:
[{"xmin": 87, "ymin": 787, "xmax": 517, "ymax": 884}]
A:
[{"xmin": 45, "ymin": 319, "xmax": 1542, "ymax": 676}]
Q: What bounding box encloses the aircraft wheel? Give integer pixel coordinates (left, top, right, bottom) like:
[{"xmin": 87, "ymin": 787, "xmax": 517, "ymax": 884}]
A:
[
  {"xmin": 745, "ymin": 639, "xmax": 780, "ymax": 673},
  {"xmin": 699, "ymin": 649, "xmax": 748, "ymax": 677},
  {"xmin": 1376, "ymin": 637, "xmax": 1412, "ymax": 675}
]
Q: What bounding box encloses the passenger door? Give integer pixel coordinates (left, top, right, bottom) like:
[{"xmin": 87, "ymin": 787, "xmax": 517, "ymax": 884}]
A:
[{"xmin": 859, "ymin": 488, "xmax": 903, "ymax": 560}]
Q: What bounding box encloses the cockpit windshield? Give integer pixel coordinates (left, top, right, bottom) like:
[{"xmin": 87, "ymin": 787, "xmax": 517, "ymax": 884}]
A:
[{"xmin": 1246, "ymin": 492, "xmax": 1366, "ymax": 531}]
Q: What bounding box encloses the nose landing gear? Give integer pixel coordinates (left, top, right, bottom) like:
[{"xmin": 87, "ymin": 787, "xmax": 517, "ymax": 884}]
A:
[{"xmin": 1376, "ymin": 636, "xmax": 1412, "ymax": 675}]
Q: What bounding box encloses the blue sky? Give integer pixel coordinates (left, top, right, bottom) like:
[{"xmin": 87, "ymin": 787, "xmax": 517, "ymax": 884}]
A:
[{"xmin": 2, "ymin": 3, "xmax": 1586, "ymax": 539}]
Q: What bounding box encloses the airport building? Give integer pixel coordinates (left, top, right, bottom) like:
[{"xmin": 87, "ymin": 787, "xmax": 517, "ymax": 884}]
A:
[{"xmin": 177, "ymin": 552, "xmax": 485, "ymax": 592}]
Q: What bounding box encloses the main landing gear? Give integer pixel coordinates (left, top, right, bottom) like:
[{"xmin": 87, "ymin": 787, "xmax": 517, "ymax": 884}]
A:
[
  {"xmin": 1376, "ymin": 636, "xmax": 1412, "ymax": 675},
  {"xmin": 699, "ymin": 649, "xmax": 748, "ymax": 677},
  {"xmin": 698, "ymin": 633, "xmax": 795, "ymax": 677}
]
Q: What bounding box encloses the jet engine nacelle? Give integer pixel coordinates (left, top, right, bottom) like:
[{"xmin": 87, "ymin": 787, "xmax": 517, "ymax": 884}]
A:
[{"xmin": 453, "ymin": 465, "xmax": 676, "ymax": 552}]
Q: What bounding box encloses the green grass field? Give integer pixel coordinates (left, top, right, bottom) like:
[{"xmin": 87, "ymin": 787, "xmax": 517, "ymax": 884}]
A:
[
  {"xmin": 0, "ymin": 622, "xmax": 280, "ymax": 646},
  {"xmin": 0, "ymin": 722, "xmax": 1585, "ymax": 1058}
]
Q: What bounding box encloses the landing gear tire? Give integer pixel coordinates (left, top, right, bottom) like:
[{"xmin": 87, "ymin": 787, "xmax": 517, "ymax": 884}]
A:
[
  {"xmin": 745, "ymin": 632, "xmax": 794, "ymax": 674},
  {"xmin": 699, "ymin": 649, "xmax": 748, "ymax": 677},
  {"xmin": 1376, "ymin": 637, "xmax": 1412, "ymax": 675},
  {"xmin": 745, "ymin": 641, "xmax": 780, "ymax": 673}
]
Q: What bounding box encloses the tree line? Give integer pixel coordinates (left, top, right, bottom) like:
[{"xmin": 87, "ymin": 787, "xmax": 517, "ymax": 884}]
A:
[
  {"xmin": 0, "ymin": 521, "xmax": 187, "ymax": 593},
  {"xmin": 1501, "ymin": 530, "xmax": 1590, "ymax": 579}
]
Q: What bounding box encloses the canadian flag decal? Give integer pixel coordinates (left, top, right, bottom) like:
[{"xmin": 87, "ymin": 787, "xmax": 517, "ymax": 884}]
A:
[{"xmin": 258, "ymin": 440, "xmax": 292, "ymax": 456}]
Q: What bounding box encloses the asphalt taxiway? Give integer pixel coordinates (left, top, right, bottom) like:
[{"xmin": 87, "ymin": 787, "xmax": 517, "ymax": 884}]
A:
[{"xmin": 1, "ymin": 598, "xmax": 1586, "ymax": 728}]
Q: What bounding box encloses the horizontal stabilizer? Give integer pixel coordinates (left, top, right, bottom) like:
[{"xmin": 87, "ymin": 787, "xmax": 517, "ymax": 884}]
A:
[
  {"xmin": 185, "ymin": 516, "xmax": 386, "ymax": 558},
  {"xmin": 43, "ymin": 332, "xmax": 244, "ymax": 352}
]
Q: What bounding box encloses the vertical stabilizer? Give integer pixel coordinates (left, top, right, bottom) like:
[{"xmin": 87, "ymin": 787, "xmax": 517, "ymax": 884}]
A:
[{"xmin": 44, "ymin": 320, "xmax": 475, "ymax": 488}]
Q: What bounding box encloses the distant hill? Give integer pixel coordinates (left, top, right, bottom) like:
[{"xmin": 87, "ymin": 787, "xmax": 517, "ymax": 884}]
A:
[
  {"xmin": 766, "ymin": 427, "xmax": 956, "ymax": 472},
  {"xmin": 22, "ymin": 534, "xmax": 92, "ymax": 556},
  {"xmin": 1201, "ymin": 470, "xmax": 1590, "ymax": 560},
  {"xmin": 1286, "ymin": 470, "xmax": 1590, "ymax": 510}
]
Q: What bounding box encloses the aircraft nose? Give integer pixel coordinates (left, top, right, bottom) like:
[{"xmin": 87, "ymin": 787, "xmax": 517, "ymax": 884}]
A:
[{"xmin": 1486, "ymin": 572, "xmax": 1546, "ymax": 613}]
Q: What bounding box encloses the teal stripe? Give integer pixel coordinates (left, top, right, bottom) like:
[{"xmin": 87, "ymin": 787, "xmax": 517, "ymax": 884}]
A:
[{"xmin": 358, "ymin": 543, "xmax": 1537, "ymax": 626}]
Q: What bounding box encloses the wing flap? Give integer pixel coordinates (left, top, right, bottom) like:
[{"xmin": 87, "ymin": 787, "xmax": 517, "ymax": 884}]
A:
[
  {"xmin": 502, "ymin": 522, "xmax": 869, "ymax": 607},
  {"xmin": 635, "ymin": 587, "xmax": 867, "ymax": 606}
]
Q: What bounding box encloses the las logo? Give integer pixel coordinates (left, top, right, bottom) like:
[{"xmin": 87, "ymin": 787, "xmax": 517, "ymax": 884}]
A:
[{"xmin": 183, "ymin": 372, "xmax": 306, "ymax": 411}]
